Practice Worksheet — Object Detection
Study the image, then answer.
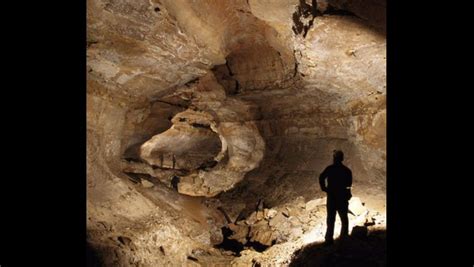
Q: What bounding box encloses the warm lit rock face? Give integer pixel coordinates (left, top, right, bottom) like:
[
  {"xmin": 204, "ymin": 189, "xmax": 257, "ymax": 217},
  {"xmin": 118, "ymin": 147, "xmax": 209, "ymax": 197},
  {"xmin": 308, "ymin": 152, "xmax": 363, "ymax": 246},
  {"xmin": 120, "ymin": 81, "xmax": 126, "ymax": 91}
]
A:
[
  {"xmin": 139, "ymin": 73, "xmax": 265, "ymax": 197},
  {"xmin": 87, "ymin": 0, "xmax": 386, "ymax": 265}
]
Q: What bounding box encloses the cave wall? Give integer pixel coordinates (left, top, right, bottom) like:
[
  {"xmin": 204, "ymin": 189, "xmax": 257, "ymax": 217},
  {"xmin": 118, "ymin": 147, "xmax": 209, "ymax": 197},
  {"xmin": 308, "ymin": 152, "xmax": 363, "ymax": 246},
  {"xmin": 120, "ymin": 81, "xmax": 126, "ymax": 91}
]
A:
[{"xmin": 87, "ymin": 0, "xmax": 386, "ymax": 265}]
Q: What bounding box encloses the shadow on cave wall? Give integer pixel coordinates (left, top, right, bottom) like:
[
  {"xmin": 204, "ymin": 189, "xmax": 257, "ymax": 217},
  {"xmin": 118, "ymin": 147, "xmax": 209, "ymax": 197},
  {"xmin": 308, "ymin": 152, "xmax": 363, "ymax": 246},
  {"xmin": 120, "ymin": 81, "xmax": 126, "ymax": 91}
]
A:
[{"xmin": 290, "ymin": 228, "xmax": 386, "ymax": 267}]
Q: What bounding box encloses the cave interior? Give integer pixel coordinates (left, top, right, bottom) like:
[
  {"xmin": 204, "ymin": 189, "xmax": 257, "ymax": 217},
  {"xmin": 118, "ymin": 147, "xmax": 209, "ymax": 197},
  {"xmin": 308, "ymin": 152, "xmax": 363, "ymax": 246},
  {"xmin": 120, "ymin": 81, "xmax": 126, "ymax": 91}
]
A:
[{"xmin": 87, "ymin": 0, "xmax": 386, "ymax": 265}]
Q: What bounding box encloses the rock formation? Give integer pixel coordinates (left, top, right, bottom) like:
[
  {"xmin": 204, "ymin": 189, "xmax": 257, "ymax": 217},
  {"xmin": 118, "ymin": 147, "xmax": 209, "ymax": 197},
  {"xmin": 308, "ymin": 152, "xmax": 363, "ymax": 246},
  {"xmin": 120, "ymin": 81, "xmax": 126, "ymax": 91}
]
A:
[{"xmin": 87, "ymin": 0, "xmax": 386, "ymax": 265}]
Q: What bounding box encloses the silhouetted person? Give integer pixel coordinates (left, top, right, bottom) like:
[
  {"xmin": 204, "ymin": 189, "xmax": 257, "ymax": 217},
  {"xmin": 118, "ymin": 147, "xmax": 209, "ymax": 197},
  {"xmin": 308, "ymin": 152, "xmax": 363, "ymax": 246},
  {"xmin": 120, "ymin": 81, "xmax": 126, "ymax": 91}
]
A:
[{"xmin": 319, "ymin": 150, "xmax": 353, "ymax": 244}]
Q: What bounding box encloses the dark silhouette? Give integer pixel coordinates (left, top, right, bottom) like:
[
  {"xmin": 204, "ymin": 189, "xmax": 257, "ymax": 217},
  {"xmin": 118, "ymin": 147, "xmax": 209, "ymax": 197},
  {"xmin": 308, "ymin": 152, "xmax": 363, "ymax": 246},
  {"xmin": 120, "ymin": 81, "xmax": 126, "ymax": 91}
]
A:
[
  {"xmin": 319, "ymin": 150, "xmax": 353, "ymax": 245},
  {"xmin": 290, "ymin": 228, "xmax": 386, "ymax": 267},
  {"xmin": 171, "ymin": 175, "xmax": 180, "ymax": 191}
]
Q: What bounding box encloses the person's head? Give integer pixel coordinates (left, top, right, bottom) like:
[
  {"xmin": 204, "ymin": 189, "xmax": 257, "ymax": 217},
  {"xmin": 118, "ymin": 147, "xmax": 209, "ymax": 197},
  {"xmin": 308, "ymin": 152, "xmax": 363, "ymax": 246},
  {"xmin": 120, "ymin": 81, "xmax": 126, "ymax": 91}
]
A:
[{"xmin": 333, "ymin": 150, "xmax": 344, "ymax": 164}]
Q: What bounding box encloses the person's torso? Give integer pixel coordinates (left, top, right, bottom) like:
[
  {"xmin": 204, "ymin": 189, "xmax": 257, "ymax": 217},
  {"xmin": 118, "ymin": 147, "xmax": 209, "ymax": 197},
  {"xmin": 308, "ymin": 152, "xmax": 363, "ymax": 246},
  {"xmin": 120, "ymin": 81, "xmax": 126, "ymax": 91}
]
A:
[{"xmin": 325, "ymin": 164, "xmax": 351, "ymax": 194}]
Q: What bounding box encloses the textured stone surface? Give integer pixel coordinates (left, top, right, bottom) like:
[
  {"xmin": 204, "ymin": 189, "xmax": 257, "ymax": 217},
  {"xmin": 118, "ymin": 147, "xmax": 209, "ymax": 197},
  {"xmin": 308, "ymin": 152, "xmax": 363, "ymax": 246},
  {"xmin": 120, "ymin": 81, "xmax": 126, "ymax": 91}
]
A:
[
  {"xmin": 87, "ymin": 0, "xmax": 386, "ymax": 265},
  {"xmin": 139, "ymin": 72, "xmax": 265, "ymax": 197},
  {"xmin": 295, "ymin": 15, "xmax": 386, "ymax": 99}
]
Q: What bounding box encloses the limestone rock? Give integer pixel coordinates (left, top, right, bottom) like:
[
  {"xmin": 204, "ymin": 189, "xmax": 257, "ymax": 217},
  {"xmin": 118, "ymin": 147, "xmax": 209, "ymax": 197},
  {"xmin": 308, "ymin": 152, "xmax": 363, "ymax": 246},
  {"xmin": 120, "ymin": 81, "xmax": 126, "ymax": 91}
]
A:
[
  {"xmin": 349, "ymin": 197, "xmax": 367, "ymax": 216},
  {"xmin": 269, "ymin": 212, "xmax": 287, "ymax": 227},
  {"xmin": 140, "ymin": 179, "xmax": 154, "ymax": 188},
  {"xmin": 264, "ymin": 209, "xmax": 278, "ymax": 220},
  {"xmin": 305, "ymin": 197, "xmax": 326, "ymax": 211},
  {"xmin": 248, "ymin": 222, "xmax": 276, "ymax": 246},
  {"xmin": 228, "ymin": 223, "xmax": 249, "ymax": 244}
]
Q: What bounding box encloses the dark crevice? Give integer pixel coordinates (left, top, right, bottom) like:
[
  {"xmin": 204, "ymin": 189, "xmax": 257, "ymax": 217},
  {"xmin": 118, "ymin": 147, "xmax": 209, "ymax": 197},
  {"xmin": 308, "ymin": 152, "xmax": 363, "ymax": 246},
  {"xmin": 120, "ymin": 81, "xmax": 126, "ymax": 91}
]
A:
[
  {"xmin": 323, "ymin": 5, "xmax": 358, "ymax": 17},
  {"xmin": 294, "ymin": 61, "xmax": 298, "ymax": 77},
  {"xmin": 191, "ymin": 122, "xmax": 211, "ymax": 129},
  {"xmin": 215, "ymin": 227, "xmax": 245, "ymax": 256},
  {"xmin": 185, "ymin": 77, "xmax": 200, "ymax": 87},
  {"xmin": 255, "ymin": 198, "xmax": 265, "ymax": 212},
  {"xmin": 292, "ymin": 0, "xmax": 318, "ymax": 37},
  {"xmin": 234, "ymin": 209, "xmax": 246, "ymax": 223},
  {"xmin": 87, "ymin": 40, "xmax": 99, "ymax": 48},
  {"xmin": 198, "ymin": 159, "xmax": 218, "ymax": 171},
  {"xmin": 292, "ymin": 0, "xmax": 360, "ymax": 38},
  {"xmin": 302, "ymin": 22, "xmax": 314, "ymax": 38},
  {"xmin": 311, "ymin": 0, "xmax": 318, "ymax": 16},
  {"xmin": 187, "ymin": 256, "xmax": 199, "ymax": 262},
  {"xmin": 245, "ymin": 240, "xmax": 270, "ymax": 253},
  {"xmin": 233, "ymin": 80, "xmax": 240, "ymax": 95},
  {"xmin": 124, "ymin": 172, "xmax": 148, "ymax": 184},
  {"xmin": 225, "ymin": 61, "xmax": 234, "ymax": 76},
  {"xmin": 237, "ymin": 9, "xmax": 251, "ymax": 14},
  {"xmin": 217, "ymin": 207, "xmax": 232, "ymax": 224},
  {"xmin": 171, "ymin": 176, "xmax": 180, "ymax": 191},
  {"xmin": 117, "ymin": 236, "xmax": 132, "ymax": 246},
  {"xmin": 215, "ymin": 224, "xmax": 272, "ymax": 256},
  {"xmin": 153, "ymin": 99, "xmax": 188, "ymax": 109},
  {"xmin": 124, "ymin": 174, "xmax": 140, "ymax": 184},
  {"xmin": 122, "ymin": 157, "xmax": 142, "ymax": 163}
]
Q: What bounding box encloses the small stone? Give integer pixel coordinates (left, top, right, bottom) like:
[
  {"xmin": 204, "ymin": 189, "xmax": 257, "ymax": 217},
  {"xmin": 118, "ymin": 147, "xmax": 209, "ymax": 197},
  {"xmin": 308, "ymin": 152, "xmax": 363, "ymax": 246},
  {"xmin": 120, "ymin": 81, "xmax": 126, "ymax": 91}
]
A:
[
  {"xmin": 229, "ymin": 223, "xmax": 249, "ymax": 244},
  {"xmin": 298, "ymin": 214, "xmax": 311, "ymax": 224},
  {"xmin": 305, "ymin": 197, "xmax": 326, "ymax": 211},
  {"xmin": 269, "ymin": 212, "xmax": 286, "ymax": 227},
  {"xmin": 141, "ymin": 179, "xmax": 154, "ymax": 188},
  {"xmin": 256, "ymin": 211, "xmax": 264, "ymax": 221},
  {"xmin": 289, "ymin": 207, "xmax": 303, "ymax": 217},
  {"xmin": 295, "ymin": 196, "xmax": 306, "ymax": 209},
  {"xmin": 289, "ymin": 227, "xmax": 303, "ymax": 240},
  {"xmin": 264, "ymin": 209, "xmax": 278, "ymax": 220},
  {"xmin": 245, "ymin": 212, "xmax": 258, "ymax": 225},
  {"xmin": 289, "ymin": 216, "xmax": 301, "ymax": 227},
  {"xmin": 349, "ymin": 197, "xmax": 367, "ymax": 216}
]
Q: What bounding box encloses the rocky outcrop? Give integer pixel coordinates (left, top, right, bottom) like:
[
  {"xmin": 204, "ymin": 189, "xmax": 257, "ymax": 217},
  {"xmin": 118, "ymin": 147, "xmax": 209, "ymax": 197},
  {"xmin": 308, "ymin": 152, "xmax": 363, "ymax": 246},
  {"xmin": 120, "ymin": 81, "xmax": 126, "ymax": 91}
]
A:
[
  {"xmin": 139, "ymin": 73, "xmax": 265, "ymax": 197},
  {"xmin": 87, "ymin": 0, "xmax": 386, "ymax": 265},
  {"xmin": 220, "ymin": 195, "xmax": 386, "ymax": 266}
]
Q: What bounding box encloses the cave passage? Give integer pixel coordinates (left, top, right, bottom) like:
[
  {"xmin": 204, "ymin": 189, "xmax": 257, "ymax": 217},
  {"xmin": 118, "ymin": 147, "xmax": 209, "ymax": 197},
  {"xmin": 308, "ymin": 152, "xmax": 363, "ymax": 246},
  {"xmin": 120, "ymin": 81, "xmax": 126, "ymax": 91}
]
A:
[{"xmin": 87, "ymin": 0, "xmax": 386, "ymax": 265}]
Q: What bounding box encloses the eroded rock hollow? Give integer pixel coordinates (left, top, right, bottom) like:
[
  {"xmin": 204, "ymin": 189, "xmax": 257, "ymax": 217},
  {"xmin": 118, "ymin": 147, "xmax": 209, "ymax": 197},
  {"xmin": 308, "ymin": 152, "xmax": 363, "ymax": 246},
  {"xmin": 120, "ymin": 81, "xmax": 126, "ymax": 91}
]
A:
[{"xmin": 87, "ymin": 0, "xmax": 386, "ymax": 265}]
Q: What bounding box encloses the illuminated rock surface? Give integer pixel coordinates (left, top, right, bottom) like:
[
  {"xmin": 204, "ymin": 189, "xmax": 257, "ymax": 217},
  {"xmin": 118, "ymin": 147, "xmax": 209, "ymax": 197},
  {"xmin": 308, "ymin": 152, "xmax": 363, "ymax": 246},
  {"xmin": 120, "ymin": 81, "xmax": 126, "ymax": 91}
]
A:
[{"xmin": 87, "ymin": 0, "xmax": 386, "ymax": 265}]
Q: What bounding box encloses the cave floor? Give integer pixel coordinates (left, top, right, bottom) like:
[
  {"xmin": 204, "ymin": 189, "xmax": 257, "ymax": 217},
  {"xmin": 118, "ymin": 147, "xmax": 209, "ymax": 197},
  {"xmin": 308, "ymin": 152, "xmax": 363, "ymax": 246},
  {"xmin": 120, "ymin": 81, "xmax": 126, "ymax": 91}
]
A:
[{"xmin": 190, "ymin": 194, "xmax": 387, "ymax": 266}]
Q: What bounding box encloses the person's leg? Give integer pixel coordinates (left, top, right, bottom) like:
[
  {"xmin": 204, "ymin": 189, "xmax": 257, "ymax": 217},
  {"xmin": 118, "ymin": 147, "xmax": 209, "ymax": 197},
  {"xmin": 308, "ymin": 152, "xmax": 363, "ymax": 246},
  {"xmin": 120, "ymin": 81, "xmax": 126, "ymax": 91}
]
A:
[
  {"xmin": 325, "ymin": 196, "xmax": 337, "ymax": 242},
  {"xmin": 337, "ymin": 200, "xmax": 349, "ymax": 238}
]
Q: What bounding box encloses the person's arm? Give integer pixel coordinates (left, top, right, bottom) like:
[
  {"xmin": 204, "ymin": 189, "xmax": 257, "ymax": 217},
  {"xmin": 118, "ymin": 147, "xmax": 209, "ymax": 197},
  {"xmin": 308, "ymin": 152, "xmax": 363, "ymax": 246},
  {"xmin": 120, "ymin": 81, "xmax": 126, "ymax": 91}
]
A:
[
  {"xmin": 319, "ymin": 167, "xmax": 328, "ymax": 192},
  {"xmin": 345, "ymin": 169, "xmax": 353, "ymax": 200},
  {"xmin": 347, "ymin": 170, "xmax": 353, "ymax": 188}
]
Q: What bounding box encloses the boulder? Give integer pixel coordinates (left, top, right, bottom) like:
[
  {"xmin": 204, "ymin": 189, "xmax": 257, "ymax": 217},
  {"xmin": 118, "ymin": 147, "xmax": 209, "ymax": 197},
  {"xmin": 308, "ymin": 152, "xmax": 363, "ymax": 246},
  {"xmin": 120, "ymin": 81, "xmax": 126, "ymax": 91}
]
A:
[
  {"xmin": 269, "ymin": 212, "xmax": 286, "ymax": 227},
  {"xmin": 141, "ymin": 179, "xmax": 154, "ymax": 188},
  {"xmin": 305, "ymin": 197, "xmax": 326, "ymax": 211},
  {"xmin": 349, "ymin": 197, "xmax": 367, "ymax": 216},
  {"xmin": 264, "ymin": 209, "xmax": 278, "ymax": 220},
  {"xmin": 228, "ymin": 223, "xmax": 249, "ymax": 244}
]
